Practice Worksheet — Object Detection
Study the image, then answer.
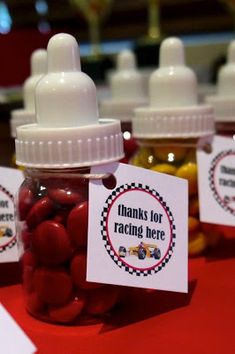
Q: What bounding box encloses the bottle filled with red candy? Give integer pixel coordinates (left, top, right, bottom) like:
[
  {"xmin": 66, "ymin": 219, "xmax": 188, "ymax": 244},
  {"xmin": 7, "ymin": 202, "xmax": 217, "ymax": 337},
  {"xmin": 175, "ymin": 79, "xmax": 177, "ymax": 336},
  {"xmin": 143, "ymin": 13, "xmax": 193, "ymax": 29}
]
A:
[{"xmin": 15, "ymin": 33, "xmax": 124, "ymax": 324}]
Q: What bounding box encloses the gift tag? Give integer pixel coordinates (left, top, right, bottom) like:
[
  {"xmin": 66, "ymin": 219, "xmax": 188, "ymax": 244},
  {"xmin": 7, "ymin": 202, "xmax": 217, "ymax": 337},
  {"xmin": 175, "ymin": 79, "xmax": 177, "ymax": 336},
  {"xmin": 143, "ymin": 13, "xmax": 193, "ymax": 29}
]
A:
[
  {"xmin": 0, "ymin": 304, "xmax": 36, "ymax": 354},
  {"xmin": 197, "ymin": 135, "xmax": 235, "ymax": 227},
  {"xmin": 88, "ymin": 162, "xmax": 188, "ymax": 293},
  {"xmin": 0, "ymin": 167, "xmax": 24, "ymax": 262}
]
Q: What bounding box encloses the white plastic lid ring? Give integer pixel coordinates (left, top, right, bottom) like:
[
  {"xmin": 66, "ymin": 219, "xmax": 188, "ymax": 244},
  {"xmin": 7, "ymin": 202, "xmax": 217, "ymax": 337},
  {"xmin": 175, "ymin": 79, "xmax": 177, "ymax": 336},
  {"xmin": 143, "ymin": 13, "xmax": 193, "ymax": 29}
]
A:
[{"xmin": 133, "ymin": 37, "xmax": 215, "ymax": 138}]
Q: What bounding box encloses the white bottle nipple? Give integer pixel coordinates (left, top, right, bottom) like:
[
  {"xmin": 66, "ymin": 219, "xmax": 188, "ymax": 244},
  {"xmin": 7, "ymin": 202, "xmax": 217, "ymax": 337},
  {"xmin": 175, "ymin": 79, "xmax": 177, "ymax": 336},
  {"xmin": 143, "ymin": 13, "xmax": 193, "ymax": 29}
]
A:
[
  {"xmin": 149, "ymin": 37, "xmax": 197, "ymax": 108},
  {"xmin": 217, "ymin": 40, "xmax": 235, "ymax": 96},
  {"xmin": 31, "ymin": 49, "xmax": 47, "ymax": 75},
  {"xmin": 111, "ymin": 49, "xmax": 145, "ymax": 100},
  {"xmin": 23, "ymin": 49, "xmax": 47, "ymax": 111},
  {"xmin": 117, "ymin": 49, "xmax": 136, "ymax": 70},
  {"xmin": 16, "ymin": 33, "xmax": 124, "ymax": 168},
  {"xmin": 36, "ymin": 33, "xmax": 98, "ymax": 128}
]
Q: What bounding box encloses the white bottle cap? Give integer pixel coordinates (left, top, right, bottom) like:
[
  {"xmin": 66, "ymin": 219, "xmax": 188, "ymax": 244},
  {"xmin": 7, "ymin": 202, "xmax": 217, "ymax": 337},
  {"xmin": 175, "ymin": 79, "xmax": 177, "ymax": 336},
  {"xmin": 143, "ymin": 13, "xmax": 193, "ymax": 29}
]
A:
[
  {"xmin": 133, "ymin": 37, "xmax": 214, "ymax": 138},
  {"xmin": 100, "ymin": 50, "xmax": 147, "ymax": 122},
  {"xmin": 206, "ymin": 40, "xmax": 235, "ymax": 122},
  {"xmin": 10, "ymin": 49, "xmax": 47, "ymax": 138},
  {"xmin": 16, "ymin": 33, "xmax": 123, "ymax": 169}
]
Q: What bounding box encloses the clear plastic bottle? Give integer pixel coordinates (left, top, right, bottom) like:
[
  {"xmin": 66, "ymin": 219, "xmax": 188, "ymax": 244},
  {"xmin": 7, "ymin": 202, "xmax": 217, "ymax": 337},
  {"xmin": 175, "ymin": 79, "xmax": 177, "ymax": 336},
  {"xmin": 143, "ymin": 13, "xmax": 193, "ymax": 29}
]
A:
[
  {"xmin": 10, "ymin": 49, "xmax": 47, "ymax": 168},
  {"xmin": 100, "ymin": 50, "xmax": 147, "ymax": 162},
  {"xmin": 15, "ymin": 33, "xmax": 124, "ymax": 324},
  {"xmin": 132, "ymin": 37, "xmax": 222, "ymax": 256},
  {"xmin": 206, "ymin": 40, "xmax": 235, "ymax": 139}
]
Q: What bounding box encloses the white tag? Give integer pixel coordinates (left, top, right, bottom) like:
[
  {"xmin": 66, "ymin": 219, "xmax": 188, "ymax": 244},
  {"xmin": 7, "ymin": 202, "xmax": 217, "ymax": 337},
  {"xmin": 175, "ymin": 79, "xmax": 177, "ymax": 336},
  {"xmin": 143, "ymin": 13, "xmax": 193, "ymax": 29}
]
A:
[
  {"xmin": 88, "ymin": 163, "xmax": 188, "ymax": 293},
  {"xmin": 0, "ymin": 167, "xmax": 24, "ymax": 263},
  {"xmin": 197, "ymin": 135, "xmax": 235, "ymax": 227},
  {"xmin": 0, "ymin": 304, "xmax": 36, "ymax": 354}
]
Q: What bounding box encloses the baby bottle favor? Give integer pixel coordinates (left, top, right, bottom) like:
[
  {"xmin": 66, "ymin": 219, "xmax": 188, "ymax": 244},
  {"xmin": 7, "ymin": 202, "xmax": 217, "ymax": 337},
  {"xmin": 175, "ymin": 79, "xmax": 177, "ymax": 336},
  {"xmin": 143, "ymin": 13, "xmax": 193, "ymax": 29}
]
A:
[
  {"xmin": 100, "ymin": 50, "xmax": 147, "ymax": 162},
  {"xmin": 10, "ymin": 49, "xmax": 47, "ymax": 169},
  {"xmin": 11, "ymin": 49, "xmax": 47, "ymax": 139},
  {"xmin": 15, "ymin": 33, "xmax": 124, "ymax": 324},
  {"xmin": 132, "ymin": 37, "xmax": 222, "ymax": 256},
  {"xmin": 206, "ymin": 40, "xmax": 235, "ymax": 137}
]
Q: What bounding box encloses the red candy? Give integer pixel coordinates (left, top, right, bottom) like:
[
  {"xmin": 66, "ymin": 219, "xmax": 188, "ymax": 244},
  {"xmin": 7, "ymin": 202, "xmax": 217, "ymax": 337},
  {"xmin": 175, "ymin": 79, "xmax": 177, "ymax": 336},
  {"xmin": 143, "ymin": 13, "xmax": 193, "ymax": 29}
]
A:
[
  {"xmin": 18, "ymin": 185, "xmax": 35, "ymax": 220},
  {"xmin": 123, "ymin": 137, "xmax": 138, "ymax": 159},
  {"xmin": 67, "ymin": 201, "xmax": 88, "ymax": 247},
  {"xmin": 26, "ymin": 292, "xmax": 45, "ymax": 314},
  {"xmin": 26, "ymin": 196, "xmax": 54, "ymax": 229},
  {"xmin": 70, "ymin": 253, "xmax": 101, "ymax": 290},
  {"xmin": 47, "ymin": 179, "xmax": 85, "ymax": 205},
  {"xmin": 21, "ymin": 250, "xmax": 37, "ymax": 269},
  {"xmin": 33, "ymin": 267, "xmax": 73, "ymax": 305},
  {"xmin": 21, "ymin": 230, "xmax": 32, "ymax": 250},
  {"xmin": 32, "ymin": 220, "xmax": 72, "ymax": 265},
  {"xmin": 21, "ymin": 252, "xmax": 37, "ymax": 294},
  {"xmin": 102, "ymin": 174, "xmax": 117, "ymax": 190},
  {"xmin": 22, "ymin": 267, "xmax": 35, "ymax": 294},
  {"xmin": 86, "ymin": 286, "xmax": 120, "ymax": 315},
  {"xmin": 120, "ymin": 157, "xmax": 129, "ymax": 164},
  {"xmin": 49, "ymin": 296, "xmax": 85, "ymax": 323},
  {"xmin": 53, "ymin": 208, "xmax": 71, "ymax": 225}
]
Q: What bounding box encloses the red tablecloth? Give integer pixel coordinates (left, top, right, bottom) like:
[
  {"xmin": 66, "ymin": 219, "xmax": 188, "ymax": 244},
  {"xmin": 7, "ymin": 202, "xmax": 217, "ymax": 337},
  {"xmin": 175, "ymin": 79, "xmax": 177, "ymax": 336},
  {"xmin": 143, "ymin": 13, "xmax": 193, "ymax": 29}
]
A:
[{"xmin": 0, "ymin": 235, "xmax": 235, "ymax": 354}]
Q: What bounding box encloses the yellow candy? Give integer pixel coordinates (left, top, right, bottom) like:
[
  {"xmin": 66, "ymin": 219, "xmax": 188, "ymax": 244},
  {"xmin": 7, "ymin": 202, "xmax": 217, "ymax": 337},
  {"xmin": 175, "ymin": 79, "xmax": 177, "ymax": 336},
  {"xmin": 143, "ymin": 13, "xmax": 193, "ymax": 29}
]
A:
[
  {"xmin": 189, "ymin": 231, "xmax": 207, "ymax": 256},
  {"xmin": 11, "ymin": 154, "xmax": 25, "ymax": 171},
  {"xmin": 130, "ymin": 154, "xmax": 143, "ymax": 168},
  {"xmin": 151, "ymin": 163, "xmax": 177, "ymax": 176},
  {"xmin": 18, "ymin": 165, "xmax": 25, "ymax": 172},
  {"xmin": 188, "ymin": 216, "xmax": 199, "ymax": 232},
  {"xmin": 153, "ymin": 146, "xmax": 187, "ymax": 163},
  {"xmin": 176, "ymin": 162, "xmax": 198, "ymax": 196},
  {"xmin": 11, "ymin": 153, "xmax": 17, "ymax": 167},
  {"xmin": 189, "ymin": 196, "xmax": 199, "ymax": 216},
  {"xmin": 138, "ymin": 147, "xmax": 157, "ymax": 169}
]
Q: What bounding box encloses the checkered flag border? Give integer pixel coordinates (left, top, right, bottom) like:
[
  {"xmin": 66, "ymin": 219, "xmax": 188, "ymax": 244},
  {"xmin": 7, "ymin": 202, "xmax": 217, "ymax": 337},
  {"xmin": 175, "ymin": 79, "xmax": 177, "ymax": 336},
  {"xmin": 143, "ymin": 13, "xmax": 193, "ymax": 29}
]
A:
[
  {"xmin": 0, "ymin": 237, "xmax": 17, "ymax": 253},
  {"xmin": 0, "ymin": 184, "xmax": 16, "ymax": 253},
  {"xmin": 0, "ymin": 184, "xmax": 14, "ymax": 201},
  {"xmin": 101, "ymin": 183, "xmax": 176, "ymax": 276},
  {"xmin": 209, "ymin": 150, "xmax": 235, "ymax": 217}
]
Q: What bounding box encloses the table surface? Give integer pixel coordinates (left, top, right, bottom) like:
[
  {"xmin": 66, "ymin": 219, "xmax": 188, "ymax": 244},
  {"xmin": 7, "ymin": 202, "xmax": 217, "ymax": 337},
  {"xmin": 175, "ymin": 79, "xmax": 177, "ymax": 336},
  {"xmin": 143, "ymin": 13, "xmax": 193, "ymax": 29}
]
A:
[{"xmin": 0, "ymin": 234, "xmax": 235, "ymax": 354}]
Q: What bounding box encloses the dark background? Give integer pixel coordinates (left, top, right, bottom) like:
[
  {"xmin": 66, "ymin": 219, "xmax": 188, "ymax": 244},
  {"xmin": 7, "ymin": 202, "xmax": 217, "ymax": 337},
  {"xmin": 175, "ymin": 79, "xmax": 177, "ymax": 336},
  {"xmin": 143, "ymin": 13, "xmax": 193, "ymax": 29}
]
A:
[{"xmin": 0, "ymin": 0, "xmax": 234, "ymax": 86}]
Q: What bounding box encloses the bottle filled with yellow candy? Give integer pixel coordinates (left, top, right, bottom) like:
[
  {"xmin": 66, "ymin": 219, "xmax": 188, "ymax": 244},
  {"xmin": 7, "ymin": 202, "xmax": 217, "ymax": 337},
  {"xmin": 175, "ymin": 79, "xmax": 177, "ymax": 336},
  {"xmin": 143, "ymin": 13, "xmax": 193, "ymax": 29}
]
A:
[{"xmin": 132, "ymin": 37, "xmax": 222, "ymax": 256}]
